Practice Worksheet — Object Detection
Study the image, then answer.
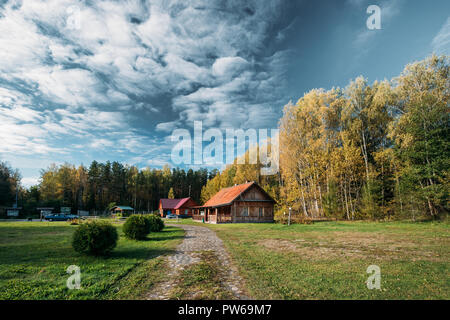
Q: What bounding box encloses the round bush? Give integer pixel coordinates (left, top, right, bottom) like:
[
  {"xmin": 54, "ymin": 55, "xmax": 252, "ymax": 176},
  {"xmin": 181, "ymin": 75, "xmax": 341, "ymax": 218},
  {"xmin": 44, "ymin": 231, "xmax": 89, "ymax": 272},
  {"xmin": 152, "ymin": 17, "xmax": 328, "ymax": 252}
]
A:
[
  {"xmin": 72, "ymin": 220, "xmax": 118, "ymax": 255},
  {"xmin": 146, "ymin": 214, "xmax": 165, "ymax": 232},
  {"xmin": 123, "ymin": 214, "xmax": 151, "ymax": 240}
]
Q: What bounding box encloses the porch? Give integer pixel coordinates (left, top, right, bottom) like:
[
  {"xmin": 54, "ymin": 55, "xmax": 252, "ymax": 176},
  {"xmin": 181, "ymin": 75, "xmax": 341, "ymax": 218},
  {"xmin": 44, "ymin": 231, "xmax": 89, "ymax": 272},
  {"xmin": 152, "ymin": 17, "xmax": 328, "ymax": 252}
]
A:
[{"xmin": 192, "ymin": 205, "xmax": 232, "ymax": 224}]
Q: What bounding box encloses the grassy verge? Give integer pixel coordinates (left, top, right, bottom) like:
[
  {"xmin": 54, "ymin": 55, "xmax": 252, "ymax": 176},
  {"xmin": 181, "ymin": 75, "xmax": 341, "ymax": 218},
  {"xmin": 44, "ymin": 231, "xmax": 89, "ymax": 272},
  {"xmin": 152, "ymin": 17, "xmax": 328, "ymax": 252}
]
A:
[
  {"xmin": 172, "ymin": 219, "xmax": 449, "ymax": 299},
  {"xmin": 168, "ymin": 251, "xmax": 234, "ymax": 300},
  {"xmin": 0, "ymin": 220, "xmax": 184, "ymax": 299}
]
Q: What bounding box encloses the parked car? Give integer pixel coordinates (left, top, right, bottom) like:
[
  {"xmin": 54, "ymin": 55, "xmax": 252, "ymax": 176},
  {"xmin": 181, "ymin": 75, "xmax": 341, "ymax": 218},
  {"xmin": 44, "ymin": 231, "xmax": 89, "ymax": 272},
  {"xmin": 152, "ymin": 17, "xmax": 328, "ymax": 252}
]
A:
[
  {"xmin": 166, "ymin": 213, "xmax": 178, "ymax": 219},
  {"xmin": 44, "ymin": 214, "xmax": 78, "ymax": 221}
]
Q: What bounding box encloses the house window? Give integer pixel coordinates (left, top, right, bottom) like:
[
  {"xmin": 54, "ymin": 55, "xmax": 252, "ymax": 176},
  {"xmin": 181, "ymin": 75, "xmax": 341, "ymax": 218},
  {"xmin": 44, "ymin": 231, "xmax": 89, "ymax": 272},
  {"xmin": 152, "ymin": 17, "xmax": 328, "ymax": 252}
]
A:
[
  {"xmin": 242, "ymin": 207, "xmax": 249, "ymax": 216},
  {"xmin": 185, "ymin": 209, "xmax": 188, "ymax": 215},
  {"xmin": 259, "ymin": 207, "xmax": 263, "ymax": 217}
]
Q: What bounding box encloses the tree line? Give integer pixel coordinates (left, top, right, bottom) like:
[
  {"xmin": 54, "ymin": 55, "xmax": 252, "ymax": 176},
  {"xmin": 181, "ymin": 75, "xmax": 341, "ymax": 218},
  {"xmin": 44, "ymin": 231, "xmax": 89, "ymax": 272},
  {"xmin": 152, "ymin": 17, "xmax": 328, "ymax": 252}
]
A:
[
  {"xmin": 201, "ymin": 55, "xmax": 449, "ymax": 221},
  {"xmin": 0, "ymin": 161, "xmax": 217, "ymax": 216}
]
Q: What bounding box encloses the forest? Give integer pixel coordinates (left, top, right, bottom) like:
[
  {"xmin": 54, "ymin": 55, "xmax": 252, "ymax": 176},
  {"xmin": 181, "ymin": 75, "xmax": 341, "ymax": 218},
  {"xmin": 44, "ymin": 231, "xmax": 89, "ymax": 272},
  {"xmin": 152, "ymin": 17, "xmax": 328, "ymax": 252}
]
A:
[
  {"xmin": 200, "ymin": 55, "xmax": 449, "ymax": 221},
  {"xmin": 0, "ymin": 55, "xmax": 448, "ymax": 220}
]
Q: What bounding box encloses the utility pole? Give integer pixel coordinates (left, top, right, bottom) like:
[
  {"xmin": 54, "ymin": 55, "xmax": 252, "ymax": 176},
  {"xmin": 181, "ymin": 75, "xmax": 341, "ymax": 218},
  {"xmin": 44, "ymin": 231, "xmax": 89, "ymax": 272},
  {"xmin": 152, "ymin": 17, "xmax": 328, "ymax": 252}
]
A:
[
  {"xmin": 134, "ymin": 175, "xmax": 137, "ymax": 214},
  {"xmin": 288, "ymin": 207, "xmax": 292, "ymax": 226},
  {"xmin": 189, "ymin": 185, "xmax": 191, "ymax": 198}
]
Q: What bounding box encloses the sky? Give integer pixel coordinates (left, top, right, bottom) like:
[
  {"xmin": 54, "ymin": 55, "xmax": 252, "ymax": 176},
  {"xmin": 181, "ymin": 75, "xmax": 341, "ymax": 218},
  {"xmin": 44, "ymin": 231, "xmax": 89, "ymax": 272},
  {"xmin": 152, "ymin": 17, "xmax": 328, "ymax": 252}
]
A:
[{"xmin": 0, "ymin": 0, "xmax": 449, "ymax": 187}]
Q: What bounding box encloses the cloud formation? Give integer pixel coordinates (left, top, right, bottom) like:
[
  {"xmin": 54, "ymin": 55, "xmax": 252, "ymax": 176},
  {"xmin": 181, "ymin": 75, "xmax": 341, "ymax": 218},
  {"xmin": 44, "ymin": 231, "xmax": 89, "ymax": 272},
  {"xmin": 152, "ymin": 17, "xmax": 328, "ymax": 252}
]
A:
[
  {"xmin": 0, "ymin": 0, "xmax": 293, "ymax": 178},
  {"xmin": 432, "ymin": 17, "xmax": 450, "ymax": 55}
]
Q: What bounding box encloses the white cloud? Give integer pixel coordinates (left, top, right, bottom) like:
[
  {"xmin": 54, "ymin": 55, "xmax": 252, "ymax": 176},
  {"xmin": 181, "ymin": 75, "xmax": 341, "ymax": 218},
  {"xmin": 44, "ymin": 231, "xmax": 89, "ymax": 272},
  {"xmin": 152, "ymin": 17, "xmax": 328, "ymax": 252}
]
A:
[
  {"xmin": 212, "ymin": 57, "xmax": 249, "ymax": 79},
  {"xmin": 22, "ymin": 66, "xmax": 109, "ymax": 107},
  {"xmin": 89, "ymin": 138, "xmax": 115, "ymax": 149},
  {"xmin": 0, "ymin": 119, "xmax": 65, "ymax": 155},
  {"xmin": 156, "ymin": 121, "xmax": 179, "ymax": 132},
  {"xmin": 432, "ymin": 17, "xmax": 450, "ymax": 55},
  {"xmin": 21, "ymin": 176, "xmax": 40, "ymax": 187}
]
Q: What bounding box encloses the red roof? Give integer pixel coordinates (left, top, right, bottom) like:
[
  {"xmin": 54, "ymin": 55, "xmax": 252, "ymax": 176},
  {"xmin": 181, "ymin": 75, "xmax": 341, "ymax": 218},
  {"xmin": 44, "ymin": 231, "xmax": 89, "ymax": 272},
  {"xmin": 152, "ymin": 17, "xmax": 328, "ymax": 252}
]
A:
[
  {"xmin": 160, "ymin": 198, "xmax": 191, "ymax": 209},
  {"xmin": 203, "ymin": 182, "xmax": 256, "ymax": 207}
]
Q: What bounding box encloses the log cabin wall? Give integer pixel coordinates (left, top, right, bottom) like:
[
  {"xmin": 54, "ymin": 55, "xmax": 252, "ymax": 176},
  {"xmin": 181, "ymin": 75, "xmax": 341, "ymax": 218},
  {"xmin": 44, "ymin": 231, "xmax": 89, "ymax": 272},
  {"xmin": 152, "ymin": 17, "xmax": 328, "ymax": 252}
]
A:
[
  {"xmin": 230, "ymin": 184, "xmax": 274, "ymax": 223},
  {"xmin": 233, "ymin": 201, "xmax": 274, "ymax": 223}
]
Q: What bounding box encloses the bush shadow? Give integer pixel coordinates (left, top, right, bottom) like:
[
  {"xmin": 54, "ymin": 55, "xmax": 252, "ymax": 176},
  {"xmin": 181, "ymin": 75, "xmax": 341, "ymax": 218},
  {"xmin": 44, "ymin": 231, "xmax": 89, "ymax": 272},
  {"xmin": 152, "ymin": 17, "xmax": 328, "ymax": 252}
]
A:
[{"xmin": 110, "ymin": 246, "xmax": 177, "ymax": 260}]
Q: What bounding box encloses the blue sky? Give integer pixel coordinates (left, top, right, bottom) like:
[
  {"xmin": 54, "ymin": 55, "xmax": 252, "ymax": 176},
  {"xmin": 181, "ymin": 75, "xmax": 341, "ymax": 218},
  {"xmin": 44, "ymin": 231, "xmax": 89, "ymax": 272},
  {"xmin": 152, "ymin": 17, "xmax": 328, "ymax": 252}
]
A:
[{"xmin": 0, "ymin": 0, "xmax": 449, "ymax": 187}]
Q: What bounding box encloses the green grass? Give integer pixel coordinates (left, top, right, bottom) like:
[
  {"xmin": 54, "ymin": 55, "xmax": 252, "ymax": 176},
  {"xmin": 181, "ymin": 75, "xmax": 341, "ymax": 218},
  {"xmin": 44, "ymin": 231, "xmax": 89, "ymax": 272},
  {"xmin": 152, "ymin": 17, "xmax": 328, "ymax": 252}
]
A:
[
  {"xmin": 168, "ymin": 251, "xmax": 234, "ymax": 300},
  {"xmin": 2, "ymin": 219, "xmax": 448, "ymax": 300},
  {"xmin": 172, "ymin": 219, "xmax": 450, "ymax": 300},
  {"xmin": 0, "ymin": 220, "xmax": 184, "ymax": 299}
]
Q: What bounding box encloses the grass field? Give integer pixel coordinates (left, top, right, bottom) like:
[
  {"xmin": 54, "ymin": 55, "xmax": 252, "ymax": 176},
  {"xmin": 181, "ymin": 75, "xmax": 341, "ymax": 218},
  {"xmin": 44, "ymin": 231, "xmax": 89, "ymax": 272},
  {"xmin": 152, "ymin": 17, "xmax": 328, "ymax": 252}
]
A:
[
  {"xmin": 172, "ymin": 219, "xmax": 450, "ymax": 299},
  {"xmin": 0, "ymin": 220, "xmax": 184, "ymax": 299},
  {"xmin": 1, "ymin": 219, "xmax": 448, "ymax": 300}
]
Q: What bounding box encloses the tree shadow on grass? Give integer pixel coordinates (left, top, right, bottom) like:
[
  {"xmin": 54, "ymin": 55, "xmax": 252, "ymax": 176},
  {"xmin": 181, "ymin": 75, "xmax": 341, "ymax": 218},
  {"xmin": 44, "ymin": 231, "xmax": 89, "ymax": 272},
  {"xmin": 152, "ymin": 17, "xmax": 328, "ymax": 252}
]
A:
[
  {"xmin": 139, "ymin": 227, "xmax": 185, "ymax": 242},
  {"xmin": 110, "ymin": 247, "xmax": 177, "ymax": 260},
  {"xmin": 143, "ymin": 234, "xmax": 185, "ymax": 242}
]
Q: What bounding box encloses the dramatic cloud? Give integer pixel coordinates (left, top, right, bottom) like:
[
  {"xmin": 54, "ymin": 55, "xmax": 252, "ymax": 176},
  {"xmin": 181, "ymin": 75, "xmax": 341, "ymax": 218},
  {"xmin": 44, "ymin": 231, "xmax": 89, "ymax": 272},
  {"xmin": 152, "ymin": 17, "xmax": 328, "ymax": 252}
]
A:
[{"xmin": 0, "ymin": 0, "xmax": 292, "ymax": 179}]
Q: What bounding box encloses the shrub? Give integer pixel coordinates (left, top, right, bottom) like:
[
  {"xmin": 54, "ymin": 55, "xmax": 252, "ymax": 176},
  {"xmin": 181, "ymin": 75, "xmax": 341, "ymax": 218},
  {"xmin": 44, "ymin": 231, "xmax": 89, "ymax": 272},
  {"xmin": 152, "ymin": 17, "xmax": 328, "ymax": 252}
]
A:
[
  {"xmin": 146, "ymin": 214, "xmax": 165, "ymax": 232},
  {"xmin": 72, "ymin": 220, "xmax": 118, "ymax": 255},
  {"xmin": 123, "ymin": 214, "xmax": 151, "ymax": 240}
]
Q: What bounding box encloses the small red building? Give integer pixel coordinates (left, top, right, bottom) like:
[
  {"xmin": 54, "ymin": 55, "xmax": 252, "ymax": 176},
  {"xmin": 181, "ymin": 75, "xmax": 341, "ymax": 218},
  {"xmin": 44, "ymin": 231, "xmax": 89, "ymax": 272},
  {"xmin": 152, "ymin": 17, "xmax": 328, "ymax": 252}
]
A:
[{"xmin": 159, "ymin": 198, "xmax": 198, "ymax": 217}]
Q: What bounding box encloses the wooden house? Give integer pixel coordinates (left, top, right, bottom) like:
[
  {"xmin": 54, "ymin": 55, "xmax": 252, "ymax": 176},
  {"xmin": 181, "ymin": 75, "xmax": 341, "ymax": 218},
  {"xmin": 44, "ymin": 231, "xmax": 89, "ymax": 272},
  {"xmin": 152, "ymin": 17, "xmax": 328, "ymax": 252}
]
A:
[
  {"xmin": 192, "ymin": 182, "xmax": 275, "ymax": 224},
  {"xmin": 159, "ymin": 198, "xmax": 198, "ymax": 217}
]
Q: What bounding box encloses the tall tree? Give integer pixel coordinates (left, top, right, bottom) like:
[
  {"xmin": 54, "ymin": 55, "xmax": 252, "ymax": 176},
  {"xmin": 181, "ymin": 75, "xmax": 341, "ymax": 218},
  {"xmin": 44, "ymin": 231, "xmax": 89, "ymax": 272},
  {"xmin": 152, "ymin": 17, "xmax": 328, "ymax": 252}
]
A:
[
  {"xmin": 168, "ymin": 187, "xmax": 175, "ymax": 199},
  {"xmin": 391, "ymin": 55, "xmax": 449, "ymax": 218},
  {"xmin": 0, "ymin": 161, "xmax": 20, "ymax": 206}
]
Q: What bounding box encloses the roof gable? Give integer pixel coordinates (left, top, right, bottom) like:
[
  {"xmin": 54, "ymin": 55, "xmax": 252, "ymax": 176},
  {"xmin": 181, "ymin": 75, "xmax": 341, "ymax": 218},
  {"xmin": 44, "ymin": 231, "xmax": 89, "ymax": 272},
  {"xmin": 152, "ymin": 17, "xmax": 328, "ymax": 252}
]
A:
[
  {"xmin": 203, "ymin": 182, "xmax": 274, "ymax": 207},
  {"xmin": 112, "ymin": 206, "xmax": 134, "ymax": 210},
  {"xmin": 160, "ymin": 198, "xmax": 192, "ymax": 209}
]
